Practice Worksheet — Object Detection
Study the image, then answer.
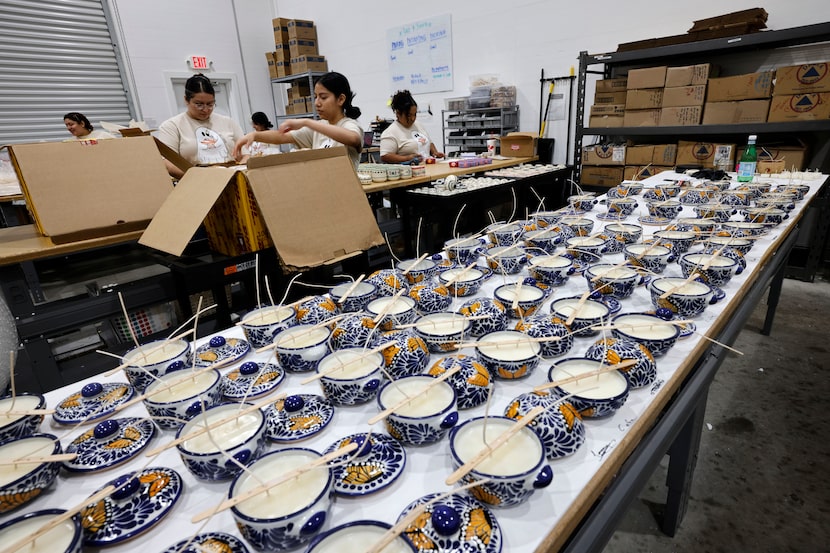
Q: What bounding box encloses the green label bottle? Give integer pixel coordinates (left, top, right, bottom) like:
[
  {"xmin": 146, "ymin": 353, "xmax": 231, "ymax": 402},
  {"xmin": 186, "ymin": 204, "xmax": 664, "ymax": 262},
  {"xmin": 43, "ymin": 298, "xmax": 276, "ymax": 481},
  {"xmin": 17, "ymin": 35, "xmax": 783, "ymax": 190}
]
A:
[{"xmin": 737, "ymin": 135, "xmax": 757, "ymax": 182}]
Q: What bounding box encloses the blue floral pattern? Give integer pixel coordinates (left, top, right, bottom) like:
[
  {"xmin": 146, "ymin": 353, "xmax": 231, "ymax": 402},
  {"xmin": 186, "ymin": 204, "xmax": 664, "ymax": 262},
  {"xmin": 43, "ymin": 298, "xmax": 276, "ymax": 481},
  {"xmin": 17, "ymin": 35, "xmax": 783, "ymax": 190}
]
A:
[
  {"xmin": 458, "ymin": 298, "xmax": 508, "ymax": 337},
  {"xmin": 427, "ymin": 355, "xmax": 493, "ymax": 410},
  {"xmin": 264, "ymin": 394, "xmax": 334, "ymax": 443},
  {"xmin": 504, "ymin": 392, "xmax": 585, "ymax": 459},
  {"xmin": 53, "ymin": 383, "xmax": 134, "ymax": 425},
  {"xmin": 323, "ymin": 433, "xmax": 406, "ymax": 496},
  {"xmin": 193, "ymin": 337, "xmax": 251, "ymax": 368},
  {"xmin": 0, "ymin": 433, "xmax": 61, "ymax": 514},
  {"xmin": 63, "ymin": 417, "xmax": 155, "ymax": 473},
  {"xmin": 378, "ymin": 330, "xmax": 431, "ymax": 378},
  {"xmin": 161, "ymin": 531, "xmax": 250, "ymax": 553}
]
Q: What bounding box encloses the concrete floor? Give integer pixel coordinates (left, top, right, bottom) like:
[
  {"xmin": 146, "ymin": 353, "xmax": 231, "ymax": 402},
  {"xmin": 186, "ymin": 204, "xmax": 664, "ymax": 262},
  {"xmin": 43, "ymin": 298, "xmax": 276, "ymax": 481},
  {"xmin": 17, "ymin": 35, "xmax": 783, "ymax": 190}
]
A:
[{"xmin": 604, "ymin": 274, "xmax": 830, "ymax": 553}]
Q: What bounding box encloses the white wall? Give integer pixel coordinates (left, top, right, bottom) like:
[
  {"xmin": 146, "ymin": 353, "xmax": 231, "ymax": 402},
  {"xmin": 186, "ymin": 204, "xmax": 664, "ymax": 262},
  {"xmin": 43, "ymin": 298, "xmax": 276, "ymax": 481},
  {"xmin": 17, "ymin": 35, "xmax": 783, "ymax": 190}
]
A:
[{"xmin": 109, "ymin": 0, "xmax": 830, "ymax": 161}]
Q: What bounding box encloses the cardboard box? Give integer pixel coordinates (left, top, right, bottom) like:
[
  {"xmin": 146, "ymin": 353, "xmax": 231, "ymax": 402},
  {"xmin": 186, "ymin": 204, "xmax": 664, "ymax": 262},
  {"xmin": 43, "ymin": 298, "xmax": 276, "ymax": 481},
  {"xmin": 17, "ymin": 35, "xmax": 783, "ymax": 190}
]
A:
[
  {"xmin": 590, "ymin": 104, "xmax": 625, "ymax": 116},
  {"xmin": 500, "ymin": 132, "xmax": 537, "ymax": 157},
  {"xmin": 274, "ymin": 42, "xmax": 291, "ymax": 63},
  {"xmin": 265, "ymin": 52, "xmax": 277, "ymax": 79},
  {"xmin": 773, "ymin": 63, "xmax": 830, "ymax": 95},
  {"xmin": 676, "ymin": 140, "xmax": 736, "ymax": 168},
  {"xmin": 659, "ymin": 106, "xmax": 702, "ymax": 126},
  {"xmin": 624, "ymin": 144, "xmax": 677, "ymax": 166},
  {"xmin": 767, "ymin": 93, "xmax": 830, "ymax": 122},
  {"xmin": 623, "ymin": 109, "xmax": 660, "ymax": 127},
  {"xmin": 291, "ymin": 55, "xmax": 328, "ymax": 74},
  {"xmin": 580, "ymin": 165, "xmax": 624, "ymax": 186},
  {"xmin": 288, "ymin": 38, "xmax": 319, "ymax": 58},
  {"xmin": 588, "ymin": 115, "xmax": 624, "ymax": 128},
  {"xmin": 288, "ymin": 19, "xmax": 317, "ymax": 40},
  {"xmin": 273, "ymin": 17, "xmax": 290, "ymax": 44},
  {"xmin": 625, "ymin": 88, "xmax": 663, "ymax": 110},
  {"xmin": 736, "ymin": 143, "xmax": 808, "ymax": 171},
  {"xmin": 702, "ymin": 100, "xmax": 770, "ymax": 124},
  {"xmin": 662, "ymin": 85, "xmax": 707, "ymax": 107},
  {"xmin": 288, "ymin": 81, "xmax": 312, "ymax": 100},
  {"xmin": 707, "ymin": 71, "xmax": 774, "ymax": 101},
  {"xmin": 665, "ymin": 63, "xmax": 715, "ymax": 87},
  {"xmin": 7, "ymin": 136, "xmax": 173, "ymax": 242},
  {"xmin": 595, "ymin": 78, "xmax": 627, "ymax": 93},
  {"xmin": 627, "ymin": 66, "xmax": 667, "ymax": 89},
  {"xmin": 276, "ymin": 60, "xmax": 292, "ymax": 78},
  {"xmin": 624, "ymin": 165, "xmax": 673, "ymax": 180},
  {"xmin": 291, "ymin": 98, "xmax": 309, "ymax": 114},
  {"xmin": 140, "ymin": 147, "xmax": 385, "ymax": 267},
  {"xmin": 594, "ymin": 91, "xmax": 627, "ymax": 105},
  {"xmin": 582, "ymin": 144, "xmax": 626, "ymax": 166}
]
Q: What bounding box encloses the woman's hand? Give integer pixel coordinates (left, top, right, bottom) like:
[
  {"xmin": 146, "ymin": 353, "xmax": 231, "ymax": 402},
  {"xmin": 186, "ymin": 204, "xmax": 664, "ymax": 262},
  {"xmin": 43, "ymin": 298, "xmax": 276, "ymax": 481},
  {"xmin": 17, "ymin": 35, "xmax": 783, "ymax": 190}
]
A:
[
  {"xmin": 277, "ymin": 118, "xmax": 307, "ymax": 134},
  {"xmin": 233, "ymin": 132, "xmax": 256, "ymax": 159}
]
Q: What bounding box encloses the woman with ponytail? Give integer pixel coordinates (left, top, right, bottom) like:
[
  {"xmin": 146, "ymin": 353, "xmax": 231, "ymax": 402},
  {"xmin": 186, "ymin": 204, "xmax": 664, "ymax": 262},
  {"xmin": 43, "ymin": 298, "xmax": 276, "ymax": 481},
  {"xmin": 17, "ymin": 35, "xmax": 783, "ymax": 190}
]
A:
[{"xmin": 234, "ymin": 71, "xmax": 363, "ymax": 169}]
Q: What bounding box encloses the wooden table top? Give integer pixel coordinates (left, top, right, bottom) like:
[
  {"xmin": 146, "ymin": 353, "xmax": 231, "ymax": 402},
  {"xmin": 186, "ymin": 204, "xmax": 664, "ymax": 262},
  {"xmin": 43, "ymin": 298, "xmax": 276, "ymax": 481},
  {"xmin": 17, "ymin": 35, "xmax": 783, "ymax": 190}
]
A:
[{"xmin": 0, "ymin": 224, "xmax": 144, "ymax": 266}]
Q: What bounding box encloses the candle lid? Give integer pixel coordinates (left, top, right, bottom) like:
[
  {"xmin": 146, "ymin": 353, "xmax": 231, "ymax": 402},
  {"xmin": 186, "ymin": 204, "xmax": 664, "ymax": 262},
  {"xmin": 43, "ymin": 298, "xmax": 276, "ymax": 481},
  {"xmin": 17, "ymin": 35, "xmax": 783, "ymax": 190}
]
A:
[
  {"xmin": 53, "ymin": 383, "xmax": 134, "ymax": 425},
  {"xmin": 322, "ymin": 433, "xmax": 406, "ymax": 497},
  {"xmin": 81, "ymin": 467, "xmax": 182, "ymax": 547},
  {"xmin": 265, "ymin": 394, "xmax": 335, "ymax": 443},
  {"xmin": 222, "ymin": 362, "xmax": 285, "ymax": 401},
  {"xmin": 63, "ymin": 417, "xmax": 156, "ymax": 473},
  {"xmin": 161, "ymin": 531, "xmax": 250, "ymax": 553},
  {"xmin": 193, "ymin": 336, "xmax": 251, "ymax": 368}
]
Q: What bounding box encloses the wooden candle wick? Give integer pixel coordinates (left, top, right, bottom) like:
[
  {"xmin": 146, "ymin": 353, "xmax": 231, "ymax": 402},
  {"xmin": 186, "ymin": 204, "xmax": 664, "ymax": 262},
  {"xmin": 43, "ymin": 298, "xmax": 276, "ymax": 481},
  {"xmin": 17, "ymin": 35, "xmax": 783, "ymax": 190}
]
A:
[
  {"xmin": 400, "ymin": 253, "xmax": 429, "ymax": 276},
  {"xmin": 299, "ymin": 341, "xmax": 395, "ymax": 385},
  {"xmin": 101, "ymin": 329, "xmax": 196, "ymax": 377},
  {"xmin": 256, "ymin": 314, "xmax": 345, "ymax": 354},
  {"xmin": 0, "ymin": 453, "xmax": 78, "ymax": 466},
  {"xmin": 565, "ymin": 289, "xmax": 594, "ymax": 327},
  {"xmin": 371, "ymin": 287, "xmax": 408, "ymax": 325},
  {"xmin": 368, "ymin": 366, "xmax": 461, "ymax": 425},
  {"xmin": 445, "ymin": 404, "xmax": 545, "ymax": 485},
  {"xmin": 190, "ymin": 443, "xmax": 358, "ymax": 523},
  {"xmin": 333, "ymin": 274, "xmax": 366, "ymax": 304},
  {"xmin": 533, "ymin": 360, "xmax": 636, "ymax": 392}
]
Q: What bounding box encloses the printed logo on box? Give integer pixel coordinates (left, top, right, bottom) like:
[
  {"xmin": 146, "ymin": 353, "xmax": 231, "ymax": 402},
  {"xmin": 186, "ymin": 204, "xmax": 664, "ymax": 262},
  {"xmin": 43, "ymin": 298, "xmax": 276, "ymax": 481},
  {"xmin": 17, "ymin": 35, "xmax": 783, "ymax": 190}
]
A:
[
  {"xmin": 592, "ymin": 145, "xmax": 614, "ymax": 159},
  {"xmin": 789, "ymin": 93, "xmax": 821, "ymax": 113},
  {"xmin": 796, "ymin": 64, "xmax": 828, "ymax": 85},
  {"xmin": 691, "ymin": 142, "xmax": 714, "ymax": 161}
]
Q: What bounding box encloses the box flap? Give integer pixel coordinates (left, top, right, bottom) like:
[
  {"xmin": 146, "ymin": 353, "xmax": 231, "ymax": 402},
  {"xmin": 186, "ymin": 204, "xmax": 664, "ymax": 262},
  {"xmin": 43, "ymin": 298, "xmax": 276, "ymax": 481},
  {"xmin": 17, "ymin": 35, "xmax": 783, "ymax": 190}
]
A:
[
  {"xmin": 139, "ymin": 167, "xmax": 237, "ymax": 255},
  {"xmin": 9, "ymin": 136, "xmax": 172, "ymax": 242},
  {"xmin": 245, "ymin": 147, "xmax": 385, "ymax": 270},
  {"xmin": 153, "ymin": 137, "xmax": 194, "ymax": 174}
]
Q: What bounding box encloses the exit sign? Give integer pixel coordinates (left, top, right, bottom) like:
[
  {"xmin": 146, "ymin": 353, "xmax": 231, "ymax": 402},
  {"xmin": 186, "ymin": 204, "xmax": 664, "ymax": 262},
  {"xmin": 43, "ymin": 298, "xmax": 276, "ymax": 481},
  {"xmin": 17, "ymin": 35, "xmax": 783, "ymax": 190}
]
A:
[{"xmin": 191, "ymin": 56, "xmax": 208, "ymax": 70}]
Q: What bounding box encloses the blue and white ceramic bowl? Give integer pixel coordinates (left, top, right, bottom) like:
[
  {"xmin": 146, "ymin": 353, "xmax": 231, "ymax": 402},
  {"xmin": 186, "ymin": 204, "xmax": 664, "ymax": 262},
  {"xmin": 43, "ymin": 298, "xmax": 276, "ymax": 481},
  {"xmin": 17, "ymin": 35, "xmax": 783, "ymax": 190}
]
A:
[
  {"xmin": 493, "ymin": 282, "xmax": 547, "ymax": 319},
  {"xmin": 438, "ymin": 265, "xmax": 490, "ymax": 297},
  {"xmin": 448, "ymin": 416, "xmax": 553, "ymax": 507},
  {"xmin": 584, "ymin": 264, "xmax": 644, "ymax": 299},
  {"xmin": 0, "ymin": 509, "xmax": 82, "ymax": 553},
  {"xmin": 486, "ymin": 222, "xmax": 525, "ymax": 246},
  {"xmin": 720, "ymin": 220, "xmax": 767, "ymax": 237},
  {"xmin": 330, "ymin": 313, "xmax": 379, "ymax": 350},
  {"xmin": 0, "ymin": 393, "xmax": 45, "ymax": 443},
  {"xmin": 458, "ymin": 297, "xmax": 509, "ymax": 337},
  {"xmin": 444, "ymin": 237, "xmax": 485, "ymax": 266},
  {"xmin": 611, "ymin": 312, "xmax": 680, "ymax": 357},
  {"xmin": 426, "ymin": 355, "xmax": 493, "ymax": 410},
  {"xmin": 649, "ymin": 277, "xmax": 715, "ymax": 319},
  {"xmin": 414, "ymin": 312, "xmax": 472, "ymax": 353},
  {"xmin": 176, "ymin": 402, "xmax": 267, "ymax": 481},
  {"xmin": 396, "ymin": 258, "xmax": 439, "ymax": 285},
  {"xmin": 230, "ymin": 448, "xmax": 333, "ymax": 552},
  {"xmin": 584, "ymin": 337, "xmax": 658, "ymax": 389},
  {"xmin": 623, "ymin": 243, "xmax": 673, "ymax": 275},
  {"xmin": 305, "ymin": 520, "xmax": 416, "ymax": 553},
  {"xmin": 504, "ymin": 391, "xmax": 585, "ymax": 459},
  {"xmin": 475, "ymin": 330, "xmax": 542, "ymax": 380},
  {"xmin": 548, "ymin": 357, "xmax": 630, "ymax": 418},
  {"xmin": 274, "ymin": 325, "xmax": 332, "ymax": 373},
  {"xmin": 296, "ymin": 296, "xmax": 341, "ymax": 326},
  {"xmin": 365, "ymin": 295, "xmax": 418, "ymax": 332},
  {"xmin": 652, "ymin": 229, "xmax": 697, "ymax": 256},
  {"xmin": 408, "ymin": 282, "xmax": 453, "ymax": 314},
  {"xmin": 523, "ymin": 227, "xmax": 563, "ymax": 255},
  {"xmin": 0, "ymin": 433, "xmax": 62, "ymax": 514},
  {"xmin": 679, "ymin": 252, "xmax": 740, "ymax": 287},
  {"xmin": 317, "ymin": 349, "xmax": 384, "ymax": 406},
  {"xmin": 565, "ymin": 235, "xmax": 607, "ymax": 264},
  {"xmin": 549, "ymin": 296, "xmax": 610, "ymax": 337},
  {"xmin": 559, "ymin": 216, "xmax": 595, "ymax": 237},
  {"xmin": 605, "ymin": 197, "xmax": 638, "ymax": 217},
  {"xmin": 567, "ymin": 193, "xmax": 598, "ymax": 212},
  {"xmin": 693, "ymin": 203, "xmax": 737, "ymax": 222},
  {"xmin": 679, "ymin": 186, "xmax": 717, "ymax": 205},
  {"xmin": 515, "ymin": 315, "xmax": 574, "ymax": 358},
  {"xmin": 654, "ymin": 182, "xmax": 680, "ymax": 197},
  {"xmin": 527, "ymin": 254, "xmax": 574, "ymax": 286},
  {"xmin": 646, "ymin": 200, "xmax": 683, "ymax": 219},
  {"xmin": 378, "ymin": 375, "xmax": 458, "ymax": 446},
  {"xmin": 366, "ymin": 269, "xmax": 410, "ymax": 297},
  {"xmin": 669, "ymin": 217, "xmax": 717, "ymax": 237},
  {"xmin": 705, "ymin": 235, "xmax": 753, "ymax": 256},
  {"xmin": 142, "ymin": 368, "xmax": 223, "ymax": 429},
  {"xmin": 122, "ymin": 338, "xmax": 190, "ymax": 392},
  {"xmin": 240, "ymin": 305, "xmax": 296, "ymax": 349},
  {"xmin": 485, "ymin": 245, "xmax": 528, "ymax": 275},
  {"xmin": 329, "ymin": 281, "xmax": 377, "ymax": 313},
  {"xmin": 742, "ymin": 206, "xmax": 786, "ymax": 226},
  {"xmin": 377, "ymin": 330, "xmax": 431, "ymax": 378}
]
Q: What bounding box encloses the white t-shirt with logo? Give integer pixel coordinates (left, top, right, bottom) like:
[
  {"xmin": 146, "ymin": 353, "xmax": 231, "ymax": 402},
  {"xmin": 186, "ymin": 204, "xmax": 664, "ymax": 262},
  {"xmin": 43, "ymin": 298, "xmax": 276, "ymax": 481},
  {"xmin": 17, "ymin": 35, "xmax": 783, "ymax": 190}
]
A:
[
  {"xmin": 289, "ymin": 117, "xmax": 363, "ymax": 169},
  {"xmin": 380, "ymin": 120, "xmax": 431, "ymax": 159},
  {"xmin": 156, "ymin": 112, "xmax": 246, "ymax": 165}
]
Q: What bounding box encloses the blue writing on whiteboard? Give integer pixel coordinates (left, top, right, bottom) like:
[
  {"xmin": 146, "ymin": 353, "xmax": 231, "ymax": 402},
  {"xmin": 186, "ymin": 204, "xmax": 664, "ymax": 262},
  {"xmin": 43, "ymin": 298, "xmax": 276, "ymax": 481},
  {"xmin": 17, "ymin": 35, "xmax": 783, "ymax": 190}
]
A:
[{"xmin": 391, "ymin": 40, "xmax": 404, "ymax": 50}]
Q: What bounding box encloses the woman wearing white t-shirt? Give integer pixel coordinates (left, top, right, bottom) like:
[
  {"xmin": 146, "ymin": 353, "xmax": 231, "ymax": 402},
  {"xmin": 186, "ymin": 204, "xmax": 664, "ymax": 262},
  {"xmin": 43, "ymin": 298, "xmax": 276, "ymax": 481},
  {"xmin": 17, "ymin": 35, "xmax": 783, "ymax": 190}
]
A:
[
  {"xmin": 156, "ymin": 74, "xmax": 248, "ymax": 179},
  {"xmin": 233, "ymin": 72, "xmax": 363, "ymax": 170},
  {"xmin": 379, "ymin": 90, "xmax": 444, "ymax": 164},
  {"xmin": 63, "ymin": 112, "xmax": 115, "ymax": 141}
]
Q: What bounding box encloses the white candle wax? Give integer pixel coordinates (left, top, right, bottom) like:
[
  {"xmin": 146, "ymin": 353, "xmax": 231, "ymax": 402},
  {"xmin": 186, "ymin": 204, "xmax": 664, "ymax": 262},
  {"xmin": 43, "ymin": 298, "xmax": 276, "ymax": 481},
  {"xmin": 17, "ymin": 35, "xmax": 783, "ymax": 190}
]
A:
[
  {"xmin": 655, "ymin": 231, "xmax": 694, "ymax": 240},
  {"xmin": 0, "ymin": 512, "xmax": 76, "ymax": 553},
  {"xmin": 0, "ymin": 436, "xmax": 54, "ymax": 486},
  {"xmin": 653, "ymin": 278, "xmax": 710, "ymax": 295},
  {"xmin": 235, "ymin": 450, "xmax": 328, "ymax": 518},
  {"xmin": 380, "ymin": 377, "xmax": 454, "ymax": 417},
  {"xmin": 626, "ymin": 244, "xmax": 668, "ymax": 256},
  {"xmin": 477, "ymin": 331, "xmax": 540, "ymax": 361},
  {"xmin": 442, "ymin": 268, "xmax": 483, "ymax": 283},
  {"xmin": 415, "ymin": 314, "xmax": 468, "ymax": 335},
  {"xmin": 614, "ymin": 314, "xmax": 676, "ymax": 339},
  {"xmin": 590, "ymin": 266, "xmax": 635, "ymax": 279},
  {"xmin": 568, "ymin": 236, "xmax": 603, "ymax": 247},
  {"xmin": 553, "ymin": 299, "xmax": 607, "ymax": 319},
  {"xmin": 708, "ymin": 237, "xmax": 750, "ymax": 248},
  {"xmin": 398, "ymin": 258, "xmax": 434, "ymax": 272},
  {"xmin": 685, "ymin": 254, "xmax": 733, "ymax": 267},
  {"xmin": 311, "ymin": 526, "xmax": 413, "ymax": 553},
  {"xmin": 276, "ymin": 326, "xmax": 330, "ymax": 349},
  {"xmin": 531, "ymin": 256, "xmax": 570, "ymax": 268},
  {"xmin": 332, "ymin": 281, "xmax": 374, "ymax": 298},
  {"xmin": 0, "ymin": 395, "xmax": 41, "ymax": 427},
  {"xmin": 550, "ymin": 359, "xmax": 629, "ymax": 399},
  {"xmin": 242, "ymin": 306, "xmax": 293, "ymax": 326},
  {"xmin": 181, "ymin": 407, "xmax": 262, "ymax": 454},
  {"xmin": 319, "ymin": 351, "xmax": 380, "ymax": 380},
  {"xmin": 497, "ymin": 285, "xmax": 544, "ymax": 302},
  {"xmin": 453, "ymin": 419, "xmax": 541, "ymax": 475},
  {"xmin": 145, "ymin": 370, "xmax": 217, "ymax": 403},
  {"xmin": 124, "ymin": 340, "xmax": 188, "ymax": 367},
  {"xmin": 446, "ymin": 237, "xmax": 480, "ymax": 249},
  {"xmin": 368, "ymin": 297, "xmax": 414, "ymax": 315}
]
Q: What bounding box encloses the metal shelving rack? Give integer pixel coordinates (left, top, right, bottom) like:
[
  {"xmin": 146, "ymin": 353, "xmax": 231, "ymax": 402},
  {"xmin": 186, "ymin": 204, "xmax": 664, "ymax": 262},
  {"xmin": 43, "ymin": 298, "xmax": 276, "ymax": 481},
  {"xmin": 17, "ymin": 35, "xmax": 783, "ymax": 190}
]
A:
[
  {"xmin": 442, "ymin": 105, "xmax": 519, "ymax": 156},
  {"xmin": 270, "ymin": 71, "xmax": 327, "ymax": 122}
]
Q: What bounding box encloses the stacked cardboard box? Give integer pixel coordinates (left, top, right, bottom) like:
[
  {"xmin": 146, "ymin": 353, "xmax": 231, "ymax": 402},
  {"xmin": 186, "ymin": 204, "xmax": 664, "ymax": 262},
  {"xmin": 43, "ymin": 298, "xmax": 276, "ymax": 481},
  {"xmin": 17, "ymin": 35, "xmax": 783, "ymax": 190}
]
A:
[
  {"xmin": 623, "ymin": 66, "xmax": 665, "ymax": 127},
  {"xmin": 659, "ymin": 63, "xmax": 712, "ymax": 125},
  {"xmin": 588, "ymin": 78, "xmax": 627, "ymax": 127},
  {"xmin": 702, "ymin": 70, "xmax": 773, "ymax": 124},
  {"xmin": 268, "ymin": 18, "xmax": 328, "ymax": 81},
  {"xmin": 580, "ymin": 144, "xmax": 626, "ymax": 186},
  {"xmin": 767, "ymin": 62, "xmax": 830, "ymax": 123},
  {"xmin": 623, "ymin": 144, "xmax": 677, "ymax": 179},
  {"xmin": 675, "ymin": 140, "xmax": 736, "ymax": 169}
]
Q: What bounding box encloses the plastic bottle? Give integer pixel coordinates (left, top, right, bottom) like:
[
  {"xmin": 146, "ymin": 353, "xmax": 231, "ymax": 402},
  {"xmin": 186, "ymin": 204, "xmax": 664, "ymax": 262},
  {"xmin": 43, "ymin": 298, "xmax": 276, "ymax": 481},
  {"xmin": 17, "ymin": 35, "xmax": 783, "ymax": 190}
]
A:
[{"xmin": 737, "ymin": 135, "xmax": 757, "ymax": 182}]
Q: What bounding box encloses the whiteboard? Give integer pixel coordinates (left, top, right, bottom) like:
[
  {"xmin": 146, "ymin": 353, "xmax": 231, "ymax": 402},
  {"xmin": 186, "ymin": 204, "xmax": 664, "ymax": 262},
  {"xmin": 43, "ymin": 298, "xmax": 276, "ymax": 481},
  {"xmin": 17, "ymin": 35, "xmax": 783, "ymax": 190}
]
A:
[{"xmin": 387, "ymin": 14, "xmax": 453, "ymax": 94}]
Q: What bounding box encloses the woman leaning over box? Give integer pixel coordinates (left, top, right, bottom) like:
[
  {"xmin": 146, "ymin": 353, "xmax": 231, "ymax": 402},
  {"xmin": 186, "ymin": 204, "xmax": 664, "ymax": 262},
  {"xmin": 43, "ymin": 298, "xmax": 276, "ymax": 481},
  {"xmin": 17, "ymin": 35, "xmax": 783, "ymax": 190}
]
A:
[
  {"xmin": 233, "ymin": 71, "xmax": 363, "ymax": 170},
  {"xmin": 156, "ymin": 73, "xmax": 248, "ymax": 179}
]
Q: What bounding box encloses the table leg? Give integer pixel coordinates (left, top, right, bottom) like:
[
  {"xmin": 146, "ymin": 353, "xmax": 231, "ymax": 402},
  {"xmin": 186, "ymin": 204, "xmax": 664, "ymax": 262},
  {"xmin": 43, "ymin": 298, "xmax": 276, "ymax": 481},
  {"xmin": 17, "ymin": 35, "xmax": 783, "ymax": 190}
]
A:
[{"xmin": 762, "ymin": 256, "xmax": 788, "ymax": 336}]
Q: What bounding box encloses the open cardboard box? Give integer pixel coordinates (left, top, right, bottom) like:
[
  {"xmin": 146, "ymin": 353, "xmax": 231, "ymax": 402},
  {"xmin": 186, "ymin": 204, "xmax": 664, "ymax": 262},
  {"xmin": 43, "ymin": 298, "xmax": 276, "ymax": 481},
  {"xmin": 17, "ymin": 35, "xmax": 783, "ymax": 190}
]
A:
[
  {"xmin": 5, "ymin": 136, "xmax": 173, "ymax": 243},
  {"xmin": 139, "ymin": 147, "xmax": 385, "ymax": 271}
]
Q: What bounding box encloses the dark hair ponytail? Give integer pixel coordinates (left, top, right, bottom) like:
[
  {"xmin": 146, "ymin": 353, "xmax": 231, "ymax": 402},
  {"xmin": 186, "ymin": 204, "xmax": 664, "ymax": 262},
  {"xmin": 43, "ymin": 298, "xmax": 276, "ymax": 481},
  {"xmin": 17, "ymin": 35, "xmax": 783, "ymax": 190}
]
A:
[
  {"xmin": 184, "ymin": 73, "xmax": 215, "ymax": 101},
  {"xmin": 64, "ymin": 112, "xmax": 93, "ymax": 131},
  {"xmin": 390, "ymin": 90, "xmax": 417, "ymax": 115},
  {"xmin": 315, "ymin": 71, "xmax": 361, "ymax": 119}
]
